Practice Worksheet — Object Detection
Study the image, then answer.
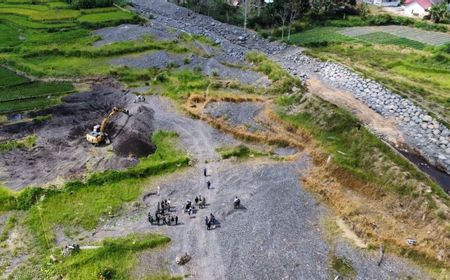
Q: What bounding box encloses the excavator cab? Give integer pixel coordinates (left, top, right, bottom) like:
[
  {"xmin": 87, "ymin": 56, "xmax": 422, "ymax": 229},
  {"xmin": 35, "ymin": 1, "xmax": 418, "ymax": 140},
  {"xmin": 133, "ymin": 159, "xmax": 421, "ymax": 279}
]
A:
[{"xmin": 86, "ymin": 107, "xmax": 128, "ymax": 145}]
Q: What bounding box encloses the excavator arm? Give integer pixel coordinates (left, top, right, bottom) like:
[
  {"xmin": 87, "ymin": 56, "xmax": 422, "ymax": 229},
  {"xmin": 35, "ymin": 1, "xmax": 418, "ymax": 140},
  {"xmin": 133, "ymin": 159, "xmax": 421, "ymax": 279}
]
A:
[
  {"xmin": 86, "ymin": 106, "xmax": 129, "ymax": 145},
  {"xmin": 100, "ymin": 107, "xmax": 127, "ymax": 133}
]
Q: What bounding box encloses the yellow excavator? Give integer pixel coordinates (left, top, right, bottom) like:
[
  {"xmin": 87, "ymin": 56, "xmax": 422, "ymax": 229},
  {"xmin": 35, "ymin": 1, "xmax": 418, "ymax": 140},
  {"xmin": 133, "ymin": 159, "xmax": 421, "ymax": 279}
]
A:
[{"xmin": 86, "ymin": 107, "xmax": 129, "ymax": 145}]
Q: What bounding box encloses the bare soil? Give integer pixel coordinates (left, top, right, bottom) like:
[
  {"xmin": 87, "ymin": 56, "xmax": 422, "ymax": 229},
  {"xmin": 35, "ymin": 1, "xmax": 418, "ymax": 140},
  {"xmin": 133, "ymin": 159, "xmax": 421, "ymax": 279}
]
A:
[{"xmin": 0, "ymin": 81, "xmax": 156, "ymax": 190}]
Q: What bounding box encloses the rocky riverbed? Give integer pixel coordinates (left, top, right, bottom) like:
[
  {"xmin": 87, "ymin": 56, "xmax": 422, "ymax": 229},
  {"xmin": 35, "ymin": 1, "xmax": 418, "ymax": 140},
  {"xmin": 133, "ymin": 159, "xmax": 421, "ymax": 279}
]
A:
[{"xmin": 129, "ymin": 0, "xmax": 450, "ymax": 177}]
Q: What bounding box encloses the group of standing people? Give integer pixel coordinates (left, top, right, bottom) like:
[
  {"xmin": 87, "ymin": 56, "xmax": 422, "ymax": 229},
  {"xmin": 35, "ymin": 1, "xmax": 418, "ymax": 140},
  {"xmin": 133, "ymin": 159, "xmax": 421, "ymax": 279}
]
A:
[
  {"xmin": 147, "ymin": 167, "xmax": 238, "ymax": 230},
  {"xmin": 148, "ymin": 198, "xmax": 179, "ymax": 226}
]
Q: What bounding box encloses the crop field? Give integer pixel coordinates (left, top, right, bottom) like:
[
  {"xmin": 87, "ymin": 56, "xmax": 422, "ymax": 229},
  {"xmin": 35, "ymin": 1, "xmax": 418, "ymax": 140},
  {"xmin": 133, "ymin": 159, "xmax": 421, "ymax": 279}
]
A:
[
  {"xmin": 356, "ymin": 32, "xmax": 427, "ymax": 50},
  {"xmin": 0, "ymin": 67, "xmax": 74, "ymax": 114},
  {"xmin": 0, "ymin": 1, "xmax": 162, "ymax": 113}
]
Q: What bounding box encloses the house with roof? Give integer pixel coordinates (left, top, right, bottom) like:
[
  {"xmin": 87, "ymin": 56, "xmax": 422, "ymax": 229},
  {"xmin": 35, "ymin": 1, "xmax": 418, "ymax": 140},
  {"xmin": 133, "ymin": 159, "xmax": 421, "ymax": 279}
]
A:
[
  {"xmin": 403, "ymin": 0, "xmax": 440, "ymax": 17},
  {"xmin": 371, "ymin": 0, "xmax": 400, "ymax": 7}
]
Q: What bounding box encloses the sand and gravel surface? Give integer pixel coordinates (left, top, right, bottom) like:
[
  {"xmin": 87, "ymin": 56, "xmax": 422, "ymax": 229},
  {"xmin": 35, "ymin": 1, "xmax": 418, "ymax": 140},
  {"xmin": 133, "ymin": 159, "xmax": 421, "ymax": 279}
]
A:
[
  {"xmin": 93, "ymin": 23, "xmax": 177, "ymax": 46},
  {"xmin": 204, "ymin": 101, "xmax": 265, "ymax": 132},
  {"xmin": 64, "ymin": 95, "xmax": 430, "ymax": 280}
]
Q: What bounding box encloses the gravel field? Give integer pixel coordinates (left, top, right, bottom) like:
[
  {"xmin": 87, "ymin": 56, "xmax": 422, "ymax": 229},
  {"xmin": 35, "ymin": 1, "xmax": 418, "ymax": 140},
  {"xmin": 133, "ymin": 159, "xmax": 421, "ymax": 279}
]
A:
[
  {"xmin": 109, "ymin": 48, "xmax": 266, "ymax": 85},
  {"xmin": 93, "ymin": 23, "xmax": 177, "ymax": 46},
  {"xmin": 205, "ymin": 101, "xmax": 265, "ymax": 132},
  {"xmin": 69, "ymin": 94, "xmax": 430, "ymax": 279},
  {"xmin": 111, "ymin": 51, "xmax": 188, "ymax": 69}
]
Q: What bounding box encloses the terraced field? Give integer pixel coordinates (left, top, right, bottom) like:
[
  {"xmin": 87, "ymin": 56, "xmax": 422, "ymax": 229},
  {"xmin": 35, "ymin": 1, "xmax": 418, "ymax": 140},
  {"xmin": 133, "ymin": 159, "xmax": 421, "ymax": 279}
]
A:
[{"xmin": 0, "ymin": 67, "xmax": 74, "ymax": 114}]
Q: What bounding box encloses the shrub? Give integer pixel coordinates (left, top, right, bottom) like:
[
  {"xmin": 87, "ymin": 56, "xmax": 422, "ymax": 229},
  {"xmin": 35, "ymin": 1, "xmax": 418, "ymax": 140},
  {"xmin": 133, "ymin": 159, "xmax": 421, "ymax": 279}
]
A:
[{"xmin": 15, "ymin": 187, "xmax": 56, "ymax": 210}]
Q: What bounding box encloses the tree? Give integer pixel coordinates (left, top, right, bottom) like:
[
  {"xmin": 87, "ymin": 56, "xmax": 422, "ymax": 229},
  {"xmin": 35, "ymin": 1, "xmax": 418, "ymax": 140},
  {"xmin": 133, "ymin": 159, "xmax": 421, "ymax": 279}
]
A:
[
  {"xmin": 429, "ymin": 2, "xmax": 449, "ymax": 23},
  {"xmin": 274, "ymin": 1, "xmax": 290, "ymax": 40}
]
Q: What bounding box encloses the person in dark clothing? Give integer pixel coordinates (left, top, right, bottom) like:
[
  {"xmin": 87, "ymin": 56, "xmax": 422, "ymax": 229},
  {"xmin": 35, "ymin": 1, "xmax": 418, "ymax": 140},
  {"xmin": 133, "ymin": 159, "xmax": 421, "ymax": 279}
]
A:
[
  {"xmin": 207, "ymin": 181, "xmax": 211, "ymax": 189},
  {"xmin": 156, "ymin": 215, "xmax": 160, "ymax": 225},
  {"xmin": 148, "ymin": 213, "xmax": 153, "ymax": 224},
  {"xmin": 209, "ymin": 213, "xmax": 215, "ymax": 224},
  {"xmin": 195, "ymin": 196, "xmax": 199, "ymax": 205},
  {"xmin": 175, "ymin": 216, "xmax": 178, "ymax": 225},
  {"xmin": 203, "ymin": 168, "xmax": 207, "ymax": 177},
  {"xmin": 205, "ymin": 216, "xmax": 209, "ymax": 226},
  {"xmin": 207, "ymin": 221, "xmax": 211, "ymax": 230}
]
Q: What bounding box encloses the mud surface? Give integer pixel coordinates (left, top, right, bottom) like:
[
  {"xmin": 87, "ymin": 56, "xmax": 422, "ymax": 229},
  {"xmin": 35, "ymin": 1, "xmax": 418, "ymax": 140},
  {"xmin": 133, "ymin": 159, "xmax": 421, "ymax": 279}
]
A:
[{"xmin": 0, "ymin": 82, "xmax": 155, "ymax": 190}]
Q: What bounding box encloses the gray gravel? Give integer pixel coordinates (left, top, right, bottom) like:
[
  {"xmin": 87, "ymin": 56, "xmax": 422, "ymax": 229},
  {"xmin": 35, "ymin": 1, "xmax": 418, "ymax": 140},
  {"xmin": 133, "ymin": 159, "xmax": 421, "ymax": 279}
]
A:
[
  {"xmin": 110, "ymin": 51, "xmax": 267, "ymax": 85},
  {"xmin": 205, "ymin": 101, "xmax": 265, "ymax": 132},
  {"xmin": 93, "ymin": 23, "xmax": 176, "ymax": 46},
  {"xmin": 71, "ymin": 94, "xmax": 430, "ymax": 279},
  {"xmin": 111, "ymin": 51, "xmax": 187, "ymax": 69}
]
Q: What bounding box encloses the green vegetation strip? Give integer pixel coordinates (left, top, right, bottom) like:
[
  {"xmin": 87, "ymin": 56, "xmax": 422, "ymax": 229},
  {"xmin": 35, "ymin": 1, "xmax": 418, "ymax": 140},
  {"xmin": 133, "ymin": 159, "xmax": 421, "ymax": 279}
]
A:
[
  {"xmin": 44, "ymin": 234, "xmax": 176, "ymax": 280},
  {"xmin": 246, "ymin": 51, "xmax": 303, "ymax": 94},
  {"xmin": 0, "ymin": 134, "xmax": 36, "ymax": 154},
  {"xmin": 275, "ymin": 94, "xmax": 448, "ymax": 199},
  {"xmin": 217, "ymin": 145, "xmax": 268, "ymax": 159},
  {"xmin": 355, "ymin": 32, "xmax": 427, "ymax": 50},
  {"xmin": 0, "ymin": 81, "xmax": 73, "ymax": 102}
]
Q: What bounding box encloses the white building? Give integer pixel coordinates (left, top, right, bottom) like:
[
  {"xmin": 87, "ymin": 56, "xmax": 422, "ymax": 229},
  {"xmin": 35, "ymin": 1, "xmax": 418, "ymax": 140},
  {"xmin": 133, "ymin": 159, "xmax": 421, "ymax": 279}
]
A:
[{"xmin": 403, "ymin": 0, "xmax": 437, "ymax": 17}]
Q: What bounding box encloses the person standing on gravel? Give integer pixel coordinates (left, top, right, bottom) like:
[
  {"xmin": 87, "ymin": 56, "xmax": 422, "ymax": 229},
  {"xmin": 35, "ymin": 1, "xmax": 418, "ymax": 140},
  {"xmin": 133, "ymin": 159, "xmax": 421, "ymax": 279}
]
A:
[
  {"xmin": 203, "ymin": 168, "xmax": 207, "ymax": 177},
  {"xmin": 175, "ymin": 215, "xmax": 178, "ymax": 225},
  {"xmin": 207, "ymin": 180, "xmax": 211, "ymax": 189}
]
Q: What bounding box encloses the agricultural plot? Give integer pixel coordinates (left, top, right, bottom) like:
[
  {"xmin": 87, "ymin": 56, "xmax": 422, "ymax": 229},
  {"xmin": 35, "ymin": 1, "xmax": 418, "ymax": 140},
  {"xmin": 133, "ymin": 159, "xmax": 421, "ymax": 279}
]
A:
[
  {"xmin": 0, "ymin": 67, "xmax": 74, "ymax": 114},
  {"xmin": 0, "ymin": 1, "xmax": 150, "ymax": 113}
]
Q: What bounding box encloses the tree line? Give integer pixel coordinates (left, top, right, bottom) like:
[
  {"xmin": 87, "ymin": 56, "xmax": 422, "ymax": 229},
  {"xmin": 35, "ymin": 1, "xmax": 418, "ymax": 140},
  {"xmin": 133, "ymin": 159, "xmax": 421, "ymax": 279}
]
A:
[{"xmin": 178, "ymin": 0, "xmax": 359, "ymax": 40}]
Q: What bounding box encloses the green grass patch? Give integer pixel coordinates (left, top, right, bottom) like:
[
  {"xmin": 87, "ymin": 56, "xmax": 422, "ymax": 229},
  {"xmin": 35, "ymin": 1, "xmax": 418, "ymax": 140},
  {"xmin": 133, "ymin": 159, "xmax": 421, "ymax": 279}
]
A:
[
  {"xmin": 330, "ymin": 255, "xmax": 356, "ymax": 278},
  {"xmin": 0, "ymin": 80, "xmax": 74, "ymax": 113},
  {"xmin": 0, "ymin": 14, "xmax": 77, "ymax": 29},
  {"xmin": 0, "ymin": 214, "xmax": 16, "ymax": 242},
  {"xmin": 45, "ymin": 233, "xmax": 173, "ymax": 280},
  {"xmin": 0, "ymin": 185, "xmax": 17, "ymax": 213},
  {"xmin": 26, "ymin": 131, "xmax": 189, "ymax": 248},
  {"xmin": 0, "ymin": 23, "xmax": 22, "ymax": 49},
  {"xmin": 0, "ymin": 134, "xmax": 36, "ymax": 154},
  {"xmin": 159, "ymin": 69, "xmax": 209, "ymax": 100},
  {"xmin": 78, "ymin": 10, "xmax": 136, "ymax": 26},
  {"xmin": 0, "ymin": 81, "xmax": 73, "ymax": 102},
  {"xmin": 287, "ymin": 27, "xmax": 355, "ymax": 46},
  {"xmin": 0, "ymin": 6, "xmax": 80, "ymax": 21},
  {"xmin": 246, "ymin": 51, "xmax": 304, "ymax": 94},
  {"xmin": 217, "ymin": 145, "xmax": 268, "ymax": 159},
  {"xmin": 0, "ymin": 66, "xmax": 28, "ymax": 87},
  {"xmin": 356, "ymin": 32, "xmax": 427, "ymax": 50},
  {"xmin": 46, "ymin": 1, "xmax": 71, "ymax": 9}
]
